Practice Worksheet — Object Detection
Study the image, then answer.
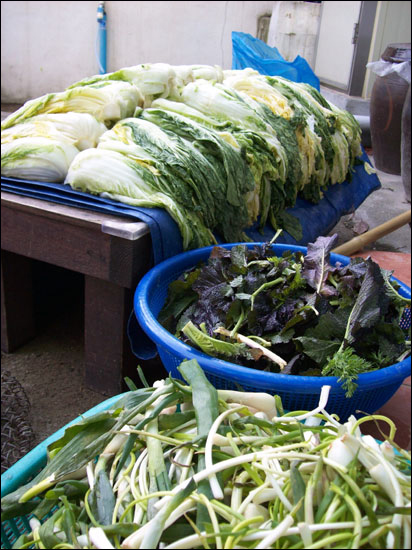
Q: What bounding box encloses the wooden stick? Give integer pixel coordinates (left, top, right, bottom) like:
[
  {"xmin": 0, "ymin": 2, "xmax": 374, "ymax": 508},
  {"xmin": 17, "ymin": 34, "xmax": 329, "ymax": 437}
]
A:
[{"xmin": 332, "ymin": 210, "xmax": 411, "ymax": 256}]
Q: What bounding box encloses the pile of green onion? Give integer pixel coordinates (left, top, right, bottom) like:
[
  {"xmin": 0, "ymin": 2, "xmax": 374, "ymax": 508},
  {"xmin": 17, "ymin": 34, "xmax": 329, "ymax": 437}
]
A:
[{"xmin": 1, "ymin": 360, "xmax": 410, "ymax": 549}]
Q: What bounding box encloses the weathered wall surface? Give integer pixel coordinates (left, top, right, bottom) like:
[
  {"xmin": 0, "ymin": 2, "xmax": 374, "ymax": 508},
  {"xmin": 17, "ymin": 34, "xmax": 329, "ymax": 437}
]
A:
[{"xmin": 1, "ymin": 0, "xmax": 277, "ymax": 102}]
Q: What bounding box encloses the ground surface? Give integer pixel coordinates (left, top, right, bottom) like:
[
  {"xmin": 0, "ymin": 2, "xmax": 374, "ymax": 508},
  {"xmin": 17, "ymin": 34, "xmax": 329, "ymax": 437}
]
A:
[{"xmin": 329, "ymin": 151, "xmax": 411, "ymax": 253}]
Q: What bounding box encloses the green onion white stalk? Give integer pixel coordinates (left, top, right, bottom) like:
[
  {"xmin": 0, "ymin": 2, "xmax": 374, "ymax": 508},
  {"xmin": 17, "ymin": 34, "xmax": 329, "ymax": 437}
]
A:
[{"xmin": 1, "ymin": 359, "xmax": 410, "ymax": 549}]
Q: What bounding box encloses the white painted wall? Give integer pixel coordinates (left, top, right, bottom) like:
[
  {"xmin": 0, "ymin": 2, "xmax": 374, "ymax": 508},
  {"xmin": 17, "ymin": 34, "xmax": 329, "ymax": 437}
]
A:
[{"xmin": 1, "ymin": 0, "xmax": 277, "ymax": 103}]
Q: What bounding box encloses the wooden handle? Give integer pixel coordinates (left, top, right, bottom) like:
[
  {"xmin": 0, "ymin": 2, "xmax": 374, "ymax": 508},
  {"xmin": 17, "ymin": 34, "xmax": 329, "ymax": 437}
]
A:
[{"xmin": 332, "ymin": 210, "xmax": 411, "ymax": 256}]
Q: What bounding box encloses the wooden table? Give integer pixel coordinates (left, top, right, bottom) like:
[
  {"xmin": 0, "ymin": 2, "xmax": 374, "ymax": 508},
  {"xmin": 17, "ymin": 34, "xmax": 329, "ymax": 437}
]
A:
[{"xmin": 1, "ymin": 191, "xmax": 153, "ymax": 395}]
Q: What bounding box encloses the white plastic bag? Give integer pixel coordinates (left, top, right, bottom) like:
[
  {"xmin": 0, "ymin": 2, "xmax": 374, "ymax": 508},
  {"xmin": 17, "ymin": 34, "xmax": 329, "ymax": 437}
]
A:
[{"xmin": 366, "ymin": 59, "xmax": 411, "ymax": 83}]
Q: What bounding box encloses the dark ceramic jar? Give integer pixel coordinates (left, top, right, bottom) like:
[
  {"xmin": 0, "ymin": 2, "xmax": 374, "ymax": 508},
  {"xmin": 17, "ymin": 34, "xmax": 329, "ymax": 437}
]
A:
[
  {"xmin": 370, "ymin": 43, "xmax": 411, "ymax": 175},
  {"xmin": 401, "ymin": 84, "xmax": 411, "ymax": 202}
]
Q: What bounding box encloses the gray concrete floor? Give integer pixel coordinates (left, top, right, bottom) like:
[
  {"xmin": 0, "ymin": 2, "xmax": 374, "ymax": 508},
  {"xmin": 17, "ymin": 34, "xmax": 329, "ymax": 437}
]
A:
[
  {"xmin": 1, "ymin": 107, "xmax": 411, "ymax": 455},
  {"xmin": 328, "ymin": 152, "xmax": 411, "ymax": 253}
]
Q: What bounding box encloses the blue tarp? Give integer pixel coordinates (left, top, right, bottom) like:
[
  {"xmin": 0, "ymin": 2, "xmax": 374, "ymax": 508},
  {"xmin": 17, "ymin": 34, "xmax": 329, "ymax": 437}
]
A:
[
  {"xmin": 231, "ymin": 31, "xmax": 321, "ymax": 90},
  {"xmin": 1, "ymin": 178, "xmax": 183, "ymax": 265},
  {"xmin": 1, "ymin": 148, "xmax": 381, "ymax": 360},
  {"xmin": 1, "ymin": 148, "xmax": 380, "ymax": 265}
]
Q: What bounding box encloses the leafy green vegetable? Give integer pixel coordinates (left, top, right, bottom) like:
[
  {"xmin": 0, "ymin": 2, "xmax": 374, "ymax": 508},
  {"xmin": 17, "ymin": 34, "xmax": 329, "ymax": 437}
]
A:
[
  {"xmin": 178, "ymin": 359, "xmax": 220, "ymax": 530},
  {"xmin": 343, "ymin": 258, "xmax": 390, "ymax": 346},
  {"xmin": 1, "ymin": 137, "xmax": 79, "ymax": 182},
  {"xmin": 160, "ymin": 235, "xmax": 410, "ymax": 396},
  {"xmin": 322, "ymin": 346, "xmax": 375, "ymax": 397},
  {"xmin": 1, "ymin": 81, "xmax": 143, "ymax": 130},
  {"xmin": 276, "ymin": 211, "xmax": 303, "ymax": 241},
  {"xmin": 87, "ymin": 470, "xmax": 115, "ymax": 525},
  {"xmin": 182, "ymin": 321, "xmax": 253, "ymax": 361},
  {"xmin": 294, "ymin": 307, "xmax": 350, "ymax": 365},
  {"xmin": 302, "ymin": 233, "xmax": 339, "ymax": 295},
  {"xmin": 2, "ymin": 65, "xmax": 364, "ymax": 247}
]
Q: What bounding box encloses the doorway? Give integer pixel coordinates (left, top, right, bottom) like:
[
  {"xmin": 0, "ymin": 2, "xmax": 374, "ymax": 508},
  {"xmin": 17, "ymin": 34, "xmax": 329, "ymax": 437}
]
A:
[{"xmin": 314, "ymin": 1, "xmax": 378, "ymax": 95}]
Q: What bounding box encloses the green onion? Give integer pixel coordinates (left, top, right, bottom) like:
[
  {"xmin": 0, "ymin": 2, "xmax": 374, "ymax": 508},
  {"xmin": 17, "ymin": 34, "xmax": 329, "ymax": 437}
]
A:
[{"xmin": 2, "ymin": 360, "xmax": 410, "ymax": 549}]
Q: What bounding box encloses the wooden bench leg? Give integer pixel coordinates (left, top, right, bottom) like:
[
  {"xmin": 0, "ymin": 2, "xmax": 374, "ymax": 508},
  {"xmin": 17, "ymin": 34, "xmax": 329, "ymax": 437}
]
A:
[
  {"xmin": 84, "ymin": 275, "xmax": 137, "ymax": 395},
  {"xmin": 1, "ymin": 250, "xmax": 36, "ymax": 353}
]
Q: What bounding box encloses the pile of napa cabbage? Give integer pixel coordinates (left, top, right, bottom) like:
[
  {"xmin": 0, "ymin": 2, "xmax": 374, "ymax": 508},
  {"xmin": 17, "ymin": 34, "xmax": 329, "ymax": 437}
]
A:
[{"xmin": 1, "ymin": 63, "xmax": 363, "ymax": 250}]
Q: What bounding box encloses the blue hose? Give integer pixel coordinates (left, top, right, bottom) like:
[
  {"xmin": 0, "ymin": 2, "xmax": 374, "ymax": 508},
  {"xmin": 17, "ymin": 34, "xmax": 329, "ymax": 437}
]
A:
[{"xmin": 96, "ymin": 1, "xmax": 107, "ymax": 74}]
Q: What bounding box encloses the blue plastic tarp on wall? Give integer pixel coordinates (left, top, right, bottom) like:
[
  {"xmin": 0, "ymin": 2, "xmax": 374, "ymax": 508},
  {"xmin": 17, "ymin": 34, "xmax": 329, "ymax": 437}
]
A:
[{"xmin": 231, "ymin": 31, "xmax": 321, "ymax": 90}]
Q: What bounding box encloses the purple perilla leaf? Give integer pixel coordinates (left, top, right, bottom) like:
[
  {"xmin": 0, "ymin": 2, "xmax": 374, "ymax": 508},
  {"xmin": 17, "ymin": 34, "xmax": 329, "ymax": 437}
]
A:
[
  {"xmin": 345, "ymin": 258, "xmax": 390, "ymax": 346},
  {"xmin": 302, "ymin": 234, "xmax": 339, "ymax": 295}
]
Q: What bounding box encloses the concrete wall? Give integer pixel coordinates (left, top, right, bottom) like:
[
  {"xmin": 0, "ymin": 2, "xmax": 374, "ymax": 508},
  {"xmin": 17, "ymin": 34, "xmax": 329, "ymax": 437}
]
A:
[{"xmin": 1, "ymin": 0, "xmax": 277, "ymax": 103}]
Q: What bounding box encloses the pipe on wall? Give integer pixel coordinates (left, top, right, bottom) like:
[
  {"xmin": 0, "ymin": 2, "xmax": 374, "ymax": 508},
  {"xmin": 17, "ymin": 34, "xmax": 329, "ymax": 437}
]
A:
[
  {"xmin": 353, "ymin": 115, "xmax": 370, "ymax": 130},
  {"xmin": 96, "ymin": 1, "xmax": 107, "ymax": 74},
  {"xmin": 353, "ymin": 115, "xmax": 371, "ymax": 148}
]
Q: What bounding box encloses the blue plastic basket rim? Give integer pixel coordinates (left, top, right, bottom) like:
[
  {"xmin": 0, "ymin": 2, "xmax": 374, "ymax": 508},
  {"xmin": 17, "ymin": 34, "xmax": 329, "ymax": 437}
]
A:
[
  {"xmin": 1, "ymin": 393, "xmax": 128, "ymax": 500},
  {"xmin": 134, "ymin": 242, "xmax": 411, "ymax": 391}
]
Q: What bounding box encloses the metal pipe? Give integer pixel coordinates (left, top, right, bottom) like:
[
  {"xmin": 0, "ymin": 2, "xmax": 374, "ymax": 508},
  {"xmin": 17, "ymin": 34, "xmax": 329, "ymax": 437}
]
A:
[
  {"xmin": 97, "ymin": 1, "xmax": 107, "ymax": 74},
  {"xmin": 353, "ymin": 114, "xmax": 370, "ymax": 130}
]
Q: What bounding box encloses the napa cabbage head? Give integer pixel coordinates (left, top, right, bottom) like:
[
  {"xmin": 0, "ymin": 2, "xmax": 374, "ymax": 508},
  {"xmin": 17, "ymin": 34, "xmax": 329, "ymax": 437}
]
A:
[
  {"xmin": 190, "ymin": 65, "xmax": 224, "ymax": 82},
  {"xmin": 1, "ymin": 137, "xmax": 79, "ymax": 182},
  {"xmin": 64, "ymin": 147, "xmax": 214, "ymax": 250},
  {"xmin": 98, "ymin": 118, "xmax": 171, "ymax": 165},
  {"xmin": 98, "ymin": 117, "xmax": 221, "ymax": 231},
  {"xmin": 221, "ymin": 73, "xmax": 319, "ymax": 192},
  {"xmin": 1, "ymin": 81, "xmax": 143, "ymax": 130},
  {"xmin": 181, "ymin": 80, "xmax": 290, "ymax": 184},
  {"xmin": 151, "ymin": 97, "xmax": 239, "ymax": 140},
  {"xmin": 1, "ymin": 112, "xmax": 107, "ymax": 151},
  {"xmin": 300, "ymin": 81, "xmax": 362, "ymax": 165},
  {"xmin": 222, "ymin": 72, "xmax": 294, "ymax": 120},
  {"xmin": 329, "ymin": 104, "xmax": 362, "ymax": 164},
  {"xmin": 136, "ymin": 107, "xmax": 257, "ymax": 241},
  {"xmin": 69, "ymin": 63, "xmax": 197, "ymax": 107},
  {"xmin": 70, "ymin": 63, "xmax": 173, "ymax": 91},
  {"xmin": 181, "ymin": 79, "xmax": 269, "ymax": 131},
  {"xmin": 298, "ymin": 84, "xmax": 361, "ymax": 179},
  {"xmin": 149, "ymin": 93, "xmax": 288, "ymax": 228},
  {"xmin": 329, "ymin": 131, "xmax": 351, "ymax": 183},
  {"xmin": 170, "ymin": 65, "xmax": 224, "ymax": 101},
  {"xmin": 263, "ymin": 76, "xmax": 354, "ymax": 195}
]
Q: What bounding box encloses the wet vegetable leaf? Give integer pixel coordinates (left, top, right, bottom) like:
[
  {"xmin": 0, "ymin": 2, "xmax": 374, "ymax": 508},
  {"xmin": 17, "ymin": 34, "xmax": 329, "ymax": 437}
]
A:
[{"xmin": 88, "ymin": 470, "xmax": 116, "ymax": 526}]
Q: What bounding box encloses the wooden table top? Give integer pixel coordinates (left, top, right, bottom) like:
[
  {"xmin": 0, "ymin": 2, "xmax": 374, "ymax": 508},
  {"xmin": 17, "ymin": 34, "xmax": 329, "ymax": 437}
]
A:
[{"xmin": 1, "ymin": 191, "xmax": 150, "ymax": 241}]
